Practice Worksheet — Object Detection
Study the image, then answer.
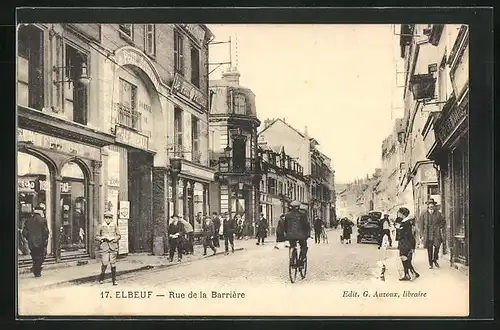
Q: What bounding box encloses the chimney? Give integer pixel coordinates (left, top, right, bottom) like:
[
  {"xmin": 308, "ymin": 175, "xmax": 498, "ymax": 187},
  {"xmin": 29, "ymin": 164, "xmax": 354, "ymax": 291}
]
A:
[
  {"xmin": 304, "ymin": 126, "xmax": 308, "ymax": 136},
  {"xmin": 221, "ymin": 67, "xmax": 240, "ymax": 86}
]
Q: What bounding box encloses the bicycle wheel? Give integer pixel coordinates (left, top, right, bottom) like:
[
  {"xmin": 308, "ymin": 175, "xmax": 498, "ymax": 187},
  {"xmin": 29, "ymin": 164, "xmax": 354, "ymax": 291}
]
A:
[
  {"xmin": 289, "ymin": 248, "xmax": 298, "ymax": 283},
  {"xmin": 300, "ymin": 257, "xmax": 307, "ymax": 279}
]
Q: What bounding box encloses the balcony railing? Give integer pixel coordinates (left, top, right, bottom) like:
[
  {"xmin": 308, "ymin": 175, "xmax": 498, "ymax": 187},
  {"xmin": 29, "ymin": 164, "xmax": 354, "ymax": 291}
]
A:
[
  {"xmin": 218, "ymin": 157, "xmax": 256, "ymax": 174},
  {"xmin": 116, "ymin": 103, "xmax": 141, "ymax": 131}
]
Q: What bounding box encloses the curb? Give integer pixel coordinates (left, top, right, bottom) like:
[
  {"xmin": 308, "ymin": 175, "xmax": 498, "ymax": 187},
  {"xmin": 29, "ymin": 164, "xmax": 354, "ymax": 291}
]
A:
[{"xmin": 25, "ymin": 247, "xmax": 245, "ymax": 292}]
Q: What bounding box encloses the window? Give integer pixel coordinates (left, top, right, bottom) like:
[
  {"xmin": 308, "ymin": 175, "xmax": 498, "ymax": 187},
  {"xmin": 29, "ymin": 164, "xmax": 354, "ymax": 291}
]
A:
[
  {"xmin": 190, "ymin": 45, "xmax": 200, "ymax": 87},
  {"xmin": 144, "ymin": 24, "xmax": 155, "ymax": 56},
  {"xmin": 17, "ymin": 25, "xmax": 44, "ymax": 109},
  {"xmin": 174, "ymin": 107, "xmax": 183, "ymax": 156},
  {"xmin": 174, "ymin": 29, "xmax": 184, "ymax": 75},
  {"xmin": 267, "ymin": 178, "xmax": 277, "ymax": 195},
  {"xmin": 191, "ymin": 115, "xmax": 200, "ymax": 162},
  {"xmin": 117, "ymin": 78, "xmax": 140, "ymax": 130},
  {"xmin": 119, "ymin": 24, "xmax": 133, "ymax": 40},
  {"xmin": 64, "ymin": 45, "xmax": 88, "ymax": 125},
  {"xmin": 233, "ymin": 94, "xmax": 246, "ymax": 115}
]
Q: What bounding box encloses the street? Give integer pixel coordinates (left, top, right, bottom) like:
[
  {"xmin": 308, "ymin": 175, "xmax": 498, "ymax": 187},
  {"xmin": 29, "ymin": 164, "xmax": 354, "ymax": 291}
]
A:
[{"xmin": 18, "ymin": 229, "xmax": 468, "ymax": 317}]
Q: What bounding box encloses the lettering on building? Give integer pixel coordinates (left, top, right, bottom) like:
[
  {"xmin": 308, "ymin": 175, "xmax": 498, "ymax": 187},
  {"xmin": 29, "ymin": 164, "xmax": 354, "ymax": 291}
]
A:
[
  {"xmin": 115, "ymin": 49, "xmax": 160, "ymax": 93},
  {"xmin": 17, "ymin": 129, "xmax": 101, "ymax": 160},
  {"xmin": 177, "ymin": 24, "xmax": 206, "ymax": 45},
  {"xmin": 436, "ymin": 95, "xmax": 468, "ymax": 144},
  {"xmin": 115, "ymin": 126, "xmax": 149, "ymax": 150},
  {"xmin": 172, "ymin": 74, "xmax": 207, "ymax": 110}
]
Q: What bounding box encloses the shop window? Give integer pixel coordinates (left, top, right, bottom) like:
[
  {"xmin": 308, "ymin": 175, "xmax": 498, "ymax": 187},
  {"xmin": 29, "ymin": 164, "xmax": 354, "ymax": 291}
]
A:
[
  {"xmin": 119, "ymin": 24, "xmax": 133, "ymax": 41},
  {"xmin": 17, "ymin": 152, "xmax": 53, "ymax": 261},
  {"xmin": 190, "ymin": 45, "xmax": 200, "ymax": 87},
  {"xmin": 64, "ymin": 45, "xmax": 88, "ymax": 125},
  {"xmin": 144, "ymin": 24, "xmax": 155, "ymax": 56},
  {"xmin": 60, "ymin": 161, "xmax": 87, "ymax": 256},
  {"xmin": 174, "ymin": 29, "xmax": 184, "ymax": 76},
  {"xmin": 174, "ymin": 107, "xmax": 184, "ymax": 157},
  {"xmin": 191, "ymin": 115, "xmax": 200, "ymax": 163},
  {"xmin": 233, "ymin": 94, "xmax": 246, "ymax": 115},
  {"xmin": 118, "ymin": 78, "xmax": 140, "ymax": 130},
  {"xmin": 17, "ymin": 24, "xmax": 44, "ymax": 109}
]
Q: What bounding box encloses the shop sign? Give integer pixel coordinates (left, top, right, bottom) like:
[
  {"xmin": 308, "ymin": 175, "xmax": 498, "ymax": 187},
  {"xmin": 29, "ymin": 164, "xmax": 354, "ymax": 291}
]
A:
[
  {"xmin": 118, "ymin": 200, "xmax": 129, "ymax": 255},
  {"xmin": 115, "ymin": 48, "xmax": 161, "ymax": 93},
  {"xmin": 17, "ymin": 129, "xmax": 101, "ymax": 160},
  {"xmin": 181, "ymin": 161, "xmax": 215, "ymax": 182},
  {"xmin": 177, "ymin": 24, "xmax": 206, "ymax": 45},
  {"xmin": 115, "ymin": 126, "xmax": 149, "ymax": 150},
  {"xmin": 419, "ymin": 165, "xmax": 437, "ymax": 183},
  {"xmin": 18, "ymin": 177, "xmax": 37, "ymax": 193},
  {"xmin": 436, "ymin": 94, "xmax": 468, "ymax": 145},
  {"xmin": 119, "ymin": 201, "xmax": 130, "ymax": 219},
  {"xmin": 172, "ymin": 73, "xmax": 207, "ymax": 110}
]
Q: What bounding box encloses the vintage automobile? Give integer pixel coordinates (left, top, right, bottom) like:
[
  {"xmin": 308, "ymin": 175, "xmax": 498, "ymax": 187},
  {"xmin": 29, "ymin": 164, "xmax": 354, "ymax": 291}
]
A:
[{"xmin": 356, "ymin": 212, "xmax": 382, "ymax": 244}]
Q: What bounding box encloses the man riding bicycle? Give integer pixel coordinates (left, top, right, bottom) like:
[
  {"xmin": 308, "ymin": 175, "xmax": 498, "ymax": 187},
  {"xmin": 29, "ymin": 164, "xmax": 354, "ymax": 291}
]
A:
[{"xmin": 283, "ymin": 200, "xmax": 311, "ymax": 267}]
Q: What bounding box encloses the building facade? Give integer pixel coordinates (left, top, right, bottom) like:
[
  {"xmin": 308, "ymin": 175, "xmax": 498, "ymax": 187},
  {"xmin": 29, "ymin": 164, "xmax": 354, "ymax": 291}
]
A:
[
  {"xmin": 17, "ymin": 23, "xmax": 215, "ymax": 266},
  {"xmin": 309, "ymin": 140, "xmax": 336, "ymax": 225},
  {"xmin": 258, "ymin": 136, "xmax": 307, "ymax": 234},
  {"xmin": 208, "ymin": 68, "xmax": 261, "ymax": 236}
]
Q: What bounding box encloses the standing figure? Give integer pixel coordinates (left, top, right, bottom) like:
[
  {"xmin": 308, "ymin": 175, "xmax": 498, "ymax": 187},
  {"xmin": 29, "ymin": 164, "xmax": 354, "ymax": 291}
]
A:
[
  {"xmin": 378, "ymin": 214, "xmax": 392, "ymax": 249},
  {"xmin": 222, "ymin": 212, "xmax": 236, "ymax": 255},
  {"xmin": 202, "ymin": 216, "xmax": 217, "ymax": 256},
  {"xmin": 212, "ymin": 212, "xmax": 221, "ymax": 248},
  {"xmin": 95, "ymin": 211, "xmax": 121, "ymax": 285},
  {"xmin": 235, "ymin": 214, "xmax": 243, "ymax": 239},
  {"xmin": 256, "ymin": 213, "xmax": 268, "ymax": 245},
  {"xmin": 313, "ymin": 215, "xmax": 324, "ymax": 244},
  {"xmin": 22, "ymin": 205, "xmax": 49, "ymax": 277},
  {"xmin": 283, "ymin": 201, "xmax": 311, "ymax": 267},
  {"xmin": 378, "ymin": 233, "xmax": 390, "ymax": 281},
  {"xmin": 274, "ymin": 214, "xmax": 286, "ymax": 250},
  {"xmin": 395, "ymin": 207, "xmax": 420, "ymax": 281},
  {"xmin": 420, "ymin": 198, "xmax": 446, "ymax": 269},
  {"xmin": 168, "ymin": 215, "xmax": 185, "ymax": 263},
  {"xmin": 341, "ymin": 217, "xmax": 354, "ymax": 244},
  {"xmin": 179, "ymin": 216, "xmax": 194, "ymax": 255}
]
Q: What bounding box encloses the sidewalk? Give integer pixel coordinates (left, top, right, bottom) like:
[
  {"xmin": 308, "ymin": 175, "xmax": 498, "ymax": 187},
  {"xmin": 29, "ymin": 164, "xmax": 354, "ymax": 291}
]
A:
[{"xmin": 18, "ymin": 238, "xmax": 259, "ymax": 292}]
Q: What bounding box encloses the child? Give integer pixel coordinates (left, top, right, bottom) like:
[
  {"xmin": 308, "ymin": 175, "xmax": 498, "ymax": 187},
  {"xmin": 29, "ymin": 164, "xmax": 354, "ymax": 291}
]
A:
[{"xmin": 378, "ymin": 234, "xmax": 390, "ymax": 281}]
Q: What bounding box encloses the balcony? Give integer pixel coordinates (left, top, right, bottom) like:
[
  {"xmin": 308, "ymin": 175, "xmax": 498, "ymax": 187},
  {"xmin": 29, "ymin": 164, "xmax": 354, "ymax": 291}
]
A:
[
  {"xmin": 218, "ymin": 158, "xmax": 256, "ymax": 174},
  {"xmin": 116, "ymin": 103, "xmax": 141, "ymax": 131}
]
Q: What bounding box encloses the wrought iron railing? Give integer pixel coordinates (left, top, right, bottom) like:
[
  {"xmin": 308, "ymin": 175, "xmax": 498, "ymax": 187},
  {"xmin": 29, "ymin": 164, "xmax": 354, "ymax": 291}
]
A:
[
  {"xmin": 218, "ymin": 157, "xmax": 256, "ymax": 173},
  {"xmin": 116, "ymin": 103, "xmax": 141, "ymax": 131}
]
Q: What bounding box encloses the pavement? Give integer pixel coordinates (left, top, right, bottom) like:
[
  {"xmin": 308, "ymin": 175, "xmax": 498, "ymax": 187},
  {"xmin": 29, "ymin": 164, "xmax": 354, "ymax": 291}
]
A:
[{"xmin": 17, "ymin": 228, "xmax": 468, "ymax": 317}]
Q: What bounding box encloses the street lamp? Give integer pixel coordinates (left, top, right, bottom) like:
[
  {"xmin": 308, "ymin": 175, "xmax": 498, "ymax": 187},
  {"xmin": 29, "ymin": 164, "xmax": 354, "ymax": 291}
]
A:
[{"xmin": 53, "ymin": 61, "xmax": 91, "ymax": 86}]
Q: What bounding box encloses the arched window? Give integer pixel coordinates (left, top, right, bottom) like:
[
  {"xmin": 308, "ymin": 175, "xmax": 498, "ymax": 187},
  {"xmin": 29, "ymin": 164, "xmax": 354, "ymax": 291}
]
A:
[
  {"xmin": 233, "ymin": 94, "xmax": 246, "ymax": 115},
  {"xmin": 17, "ymin": 152, "xmax": 53, "ymax": 259}
]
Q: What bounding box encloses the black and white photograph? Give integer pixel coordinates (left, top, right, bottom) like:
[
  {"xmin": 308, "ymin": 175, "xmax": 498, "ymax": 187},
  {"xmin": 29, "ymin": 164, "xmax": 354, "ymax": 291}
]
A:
[{"xmin": 14, "ymin": 8, "xmax": 490, "ymax": 318}]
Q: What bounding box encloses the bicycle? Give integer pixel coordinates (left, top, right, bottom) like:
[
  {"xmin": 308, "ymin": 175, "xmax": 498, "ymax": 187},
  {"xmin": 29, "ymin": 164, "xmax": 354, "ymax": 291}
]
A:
[
  {"xmin": 288, "ymin": 245, "xmax": 307, "ymax": 283},
  {"xmin": 321, "ymin": 227, "xmax": 329, "ymax": 244}
]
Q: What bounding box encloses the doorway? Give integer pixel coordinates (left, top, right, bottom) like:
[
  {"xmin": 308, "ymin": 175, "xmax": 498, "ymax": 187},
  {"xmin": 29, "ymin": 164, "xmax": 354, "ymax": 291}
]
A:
[{"xmin": 127, "ymin": 150, "xmax": 153, "ymax": 253}]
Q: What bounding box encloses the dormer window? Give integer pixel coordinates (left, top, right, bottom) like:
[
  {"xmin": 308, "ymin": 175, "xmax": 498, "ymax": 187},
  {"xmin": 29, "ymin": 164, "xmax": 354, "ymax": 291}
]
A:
[{"xmin": 233, "ymin": 94, "xmax": 246, "ymax": 115}]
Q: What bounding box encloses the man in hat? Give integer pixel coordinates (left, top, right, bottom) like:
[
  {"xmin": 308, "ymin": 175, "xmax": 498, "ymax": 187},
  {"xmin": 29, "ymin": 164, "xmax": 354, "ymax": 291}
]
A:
[
  {"xmin": 211, "ymin": 212, "xmax": 221, "ymax": 248},
  {"xmin": 22, "ymin": 204, "xmax": 49, "ymax": 277},
  {"xmin": 168, "ymin": 215, "xmax": 185, "ymax": 263},
  {"xmin": 313, "ymin": 215, "xmax": 325, "ymax": 244},
  {"xmin": 378, "ymin": 214, "xmax": 392, "ymax": 249},
  {"xmin": 419, "ymin": 198, "xmax": 446, "ymax": 269},
  {"xmin": 95, "ymin": 211, "xmax": 121, "ymax": 285},
  {"xmin": 283, "ymin": 200, "xmax": 311, "ymax": 267},
  {"xmin": 222, "ymin": 211, "xmax": 236, "ymax": 255}
]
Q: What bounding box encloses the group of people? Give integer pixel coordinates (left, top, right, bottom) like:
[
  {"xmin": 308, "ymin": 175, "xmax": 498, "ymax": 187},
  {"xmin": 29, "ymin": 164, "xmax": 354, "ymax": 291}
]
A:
[{"xmin": 377, "ymin": 198, "xmax": 446, "ymax": 281}]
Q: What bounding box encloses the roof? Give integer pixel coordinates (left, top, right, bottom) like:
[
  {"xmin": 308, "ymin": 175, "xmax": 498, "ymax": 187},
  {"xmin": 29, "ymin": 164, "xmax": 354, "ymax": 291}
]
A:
[{"xmin": 258, "ymin": 118, "xmax": 306, "ymax": 139}]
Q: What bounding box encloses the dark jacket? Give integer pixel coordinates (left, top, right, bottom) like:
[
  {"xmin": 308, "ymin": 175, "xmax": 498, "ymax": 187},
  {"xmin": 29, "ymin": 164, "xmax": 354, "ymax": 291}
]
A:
[
  {"xmin": 314, "ymin": 218, "xmax": 324, "ymax": 232},
  {"xmin": 202, "ymin": 220, "xmax": 215, "ymax": 238},
  {"xmin": 398, "ymin": 217, "xmax": 416, "ymax": 253},
  {"xmin": 22, "ymin": 213, "xmax": 49, "ymax": 249},
  {"xmin": 283, "ymin": 209, "xmax": 310, "ymax": 240},
  {"xmin": 394, "ymin": 217, "xmax": 403, "ymax": 241},
  {"xmin": 276, "ymin": 218, "xmax": 286, "ymax": 242},
  {"xmin": 256, "ymin": 218, "xmax": 268, "ymax": 238},
  {"xmin": 420, "ymin": 211, "xmax": 445, "ymax": 248},
  {"xmin": 341, "ymin": 218, "xmax": 354, "ymax": 233},
  {"xmin": 168, "ymin": 222, "xmax": 185, "ymax": 239},
  {"xmin": 222, "ymin": 217, "xmax": 237, "ymax": 235},
  {"xmin": 213, "ymin": 216, "xmax": 221, "ymax": 230}
]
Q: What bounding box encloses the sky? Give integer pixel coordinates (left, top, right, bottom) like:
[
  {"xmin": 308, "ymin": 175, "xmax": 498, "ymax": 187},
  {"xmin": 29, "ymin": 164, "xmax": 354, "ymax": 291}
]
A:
[{"xmin": 207, "ymin": 24, "xmax": 405, "ymax": 184}]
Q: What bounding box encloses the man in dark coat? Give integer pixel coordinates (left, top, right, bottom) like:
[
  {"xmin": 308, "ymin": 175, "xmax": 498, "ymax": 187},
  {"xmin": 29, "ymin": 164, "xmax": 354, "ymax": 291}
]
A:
[
  {"xmin": 168, "ymin": 215, "xmax": 185, "ymax": 263},
  {"xmin": 22, "ymin": 205, "xmax": 49, "ymax": 277},
  {"xmin": 378, "ymin": 214, "xmax": 392, "ymax": 248},
  {"xmin": 313, "ymin": 216, "xmax": 324, "ymax": 244},
  {"xmin": 202, "ymin": 216, "xmax": 217, "ymax": 256},
  {"xmin": 222, "ymin": 212, "xmax": 236, "ymax": 254},
  {"xmin": 211, "ymin": 212, "xmax": 221, "ymax": 248},
  {"xmin": 274, "ymin": 214, "xmax": 286, "ymax": 249},
  {"xmin": 283, "ymin": 201, "xmax": 311, "ymax": 266},
  {"xmin": 256, "ymin": 213, "xmax": 268, "ymax": 245},
  {"xmin": 420, "ymin": 199, "xmax": 446, "ymax": 269}
]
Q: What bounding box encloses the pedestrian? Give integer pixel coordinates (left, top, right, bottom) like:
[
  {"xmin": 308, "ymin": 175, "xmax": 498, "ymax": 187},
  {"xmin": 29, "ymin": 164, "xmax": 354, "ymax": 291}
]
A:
[
  {"xmin": 22, "ymin": 205, "xmax": 49, "ymax": 278},
  {"xmin": 341, "ymin": 217, "xmax": 354, "ymax": 244},
  {"xmin": 222, "ymin": 211, "xmax": 236, "ymax": 255},
  {"xmin": 235, "ymin": 214, "xmax": 243, "ymax": 239},
  {"xmin": 378, "ymin": 233, "xmax": 391, "ymax": 281},
  {"xmin": 202, "ymin": 216, "xmax": 217, "ymax": 256},
  {"xmin": 178, "ymin": 217, "xmax": 194, "ymax": 255},
  {"xmin": 313, "ymin": 215, "xmax": 324, "ymax": 244},
  {"xmin": 283, "ymin": 200, "xmax": 311, "ymax": 267},
  {"xmin": 420, "ymin": 198, "xmax": 446, "ymax": 269},
  {"xmin": 168, "ymin": 215, "xmax": 184, "ymax": 263},
  {"xmin": 95, "ymin": 211, "xmax": 121, "ymax": 285},
  {"xmin": 395, "ymin": 207, "xmax": 420, "ymax": 281},
  {"xmin": 211, "ymin": 212, "xmax": 221, "ymax": 248},
  {"xmin": 378, "ymin": 214, "xmax": 392, "ymax": 249},
  {"xmin": 256, "ymin": 213, "xmax": 268, "ymax": 245},
  {"xmin": 274, "ymin": 214, "xmax": 286, "ymax": 249}
]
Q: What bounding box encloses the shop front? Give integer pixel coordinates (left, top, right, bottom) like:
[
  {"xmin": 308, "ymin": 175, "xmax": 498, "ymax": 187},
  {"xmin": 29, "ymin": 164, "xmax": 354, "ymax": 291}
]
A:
[
  {"xmin": 17, "ymin": 125, "xmax": 113, "ymax": 265},
  {"xmin": 411, "ymin": 161, "xmax": 440, "ymax": 220}
]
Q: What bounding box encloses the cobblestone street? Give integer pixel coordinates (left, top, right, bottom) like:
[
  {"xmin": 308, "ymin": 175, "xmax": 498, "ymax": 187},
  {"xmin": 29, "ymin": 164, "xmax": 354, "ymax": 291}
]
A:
[{"xmin": 18, "ymin": 229, "xmax": 468, "ymax": 317}]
